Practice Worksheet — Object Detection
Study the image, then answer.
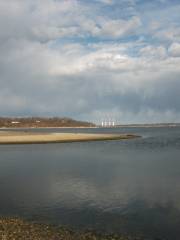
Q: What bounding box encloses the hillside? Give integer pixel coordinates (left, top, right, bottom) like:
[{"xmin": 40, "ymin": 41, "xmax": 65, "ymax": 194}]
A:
[{"xmin": 0, "ymin": 117, "xmax": 95, "ymax": 128}]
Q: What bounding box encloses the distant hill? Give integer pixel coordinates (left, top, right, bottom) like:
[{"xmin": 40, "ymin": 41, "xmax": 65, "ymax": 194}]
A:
[{"xmin": 0, "ymin": 117, "xmax": 95, "ymax": 128}]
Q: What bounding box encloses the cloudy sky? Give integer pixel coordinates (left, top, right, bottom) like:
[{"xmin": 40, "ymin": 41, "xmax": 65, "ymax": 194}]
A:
[{"xmin": 0, "ymin": 0, "xmax": 180, "ymax": 123}]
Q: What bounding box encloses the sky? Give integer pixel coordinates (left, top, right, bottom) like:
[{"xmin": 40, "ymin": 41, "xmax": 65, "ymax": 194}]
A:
[{"xmin": 0, "ymin": 0, "xmax": 180, "ymax": 124}]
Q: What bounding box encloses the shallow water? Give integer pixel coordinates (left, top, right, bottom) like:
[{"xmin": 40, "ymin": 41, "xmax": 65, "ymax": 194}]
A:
[{"xmin": 0, "ymin": 127, "xmax": 180, "ymax": 239}]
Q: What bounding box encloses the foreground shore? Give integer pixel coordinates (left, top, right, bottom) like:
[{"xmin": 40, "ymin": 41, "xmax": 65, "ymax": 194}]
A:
[
  {"xmin": 0, "ymin": 131, "xmax": 140, "ymax": 144},
  {"xmin": 0, "ymin": 218, "xmax": 146, "ymax": 240}
]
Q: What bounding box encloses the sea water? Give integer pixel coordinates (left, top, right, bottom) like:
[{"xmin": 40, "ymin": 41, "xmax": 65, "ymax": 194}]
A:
[{"xmin": 0, "ymin": 127, "xmax": 180, "ymax": 239}]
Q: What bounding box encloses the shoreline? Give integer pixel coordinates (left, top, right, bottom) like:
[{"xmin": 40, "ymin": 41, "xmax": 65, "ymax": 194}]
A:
[
  {"xmin": 0, "ymin": 217, "xmax": 145, "ymax": 240},
  {"xmin": 0, "ymin": 124, "xmax": 179, "ymax": 130},
  {"xmin": 0, "ymin": 131, "xmax": 140, "ymax": 145}
]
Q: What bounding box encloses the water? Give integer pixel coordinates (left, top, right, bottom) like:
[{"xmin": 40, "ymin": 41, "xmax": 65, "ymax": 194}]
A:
[{"xmin": 0, "ymin": 127, "xmax": 180, "ymax": 239}]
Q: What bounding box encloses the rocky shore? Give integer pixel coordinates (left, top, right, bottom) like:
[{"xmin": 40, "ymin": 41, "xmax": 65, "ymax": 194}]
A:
[{"xmin": 0, "ymin": 218, "xmax": 147, "ymax": 240}]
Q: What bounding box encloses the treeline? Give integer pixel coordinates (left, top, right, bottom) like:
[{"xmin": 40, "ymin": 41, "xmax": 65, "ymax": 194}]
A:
[{"xmin": 0, "ymin": 117, "xmax": 94, "ymax": 128}]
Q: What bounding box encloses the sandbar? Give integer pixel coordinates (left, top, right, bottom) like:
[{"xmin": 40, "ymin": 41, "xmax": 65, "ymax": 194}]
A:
[{"xmin": 0, "ymin": 131, "xmax": 140, "ymax": 144}]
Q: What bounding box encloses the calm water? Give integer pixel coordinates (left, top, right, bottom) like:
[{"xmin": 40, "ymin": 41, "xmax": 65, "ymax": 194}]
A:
[{"xmin": 0, "ymin": 127, "xmax": 180, "ymax": 239}]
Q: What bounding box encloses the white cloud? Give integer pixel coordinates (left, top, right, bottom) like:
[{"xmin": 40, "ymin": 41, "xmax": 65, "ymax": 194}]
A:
[
  {"xmin": 0, "ymin": 0, "xmax": 180, "ymax": 122},
  {"xmin": 140, "ymin": 45, "xmax": 167, "ymax": 59},
  {"xmin": 168, "ymin": 42, "xmax": 180, "ymax": 57},
  {"xmin": 0, "ymin": 0, "xmax": 141, "ymax": 43},
  {"xmin": 154, "ymin": 28, "xmax": 180, "ymax": 42},
  {"xmin": 95, "ymin": 16, "xmax": 141, "ymax": 38},
  {"xmin": 96, "ymin": 0, "xmax": 114, "ymax": 4}
]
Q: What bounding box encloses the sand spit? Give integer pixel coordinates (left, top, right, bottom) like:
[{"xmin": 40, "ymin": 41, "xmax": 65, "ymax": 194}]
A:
[{"xmin": 0, "ymin": 131, "xmax": 140, "ymax": 144}]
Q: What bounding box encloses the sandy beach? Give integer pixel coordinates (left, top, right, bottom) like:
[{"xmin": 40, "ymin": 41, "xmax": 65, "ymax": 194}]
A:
[{"xmin": 0, "ymin": 131, "xmax": 140, "ymax": 144}]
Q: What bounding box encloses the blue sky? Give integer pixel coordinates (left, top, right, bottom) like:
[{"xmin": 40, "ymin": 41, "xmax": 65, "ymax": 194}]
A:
[{"xmin": 0, "ymin": 0, "xmax": 180, "ymax": 123}]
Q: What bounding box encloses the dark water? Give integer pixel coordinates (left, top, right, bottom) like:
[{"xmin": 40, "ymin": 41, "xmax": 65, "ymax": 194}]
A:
[{"xmin": 0, "ymin": 127, "xmax": 180, "ymax": 239}]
